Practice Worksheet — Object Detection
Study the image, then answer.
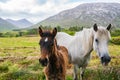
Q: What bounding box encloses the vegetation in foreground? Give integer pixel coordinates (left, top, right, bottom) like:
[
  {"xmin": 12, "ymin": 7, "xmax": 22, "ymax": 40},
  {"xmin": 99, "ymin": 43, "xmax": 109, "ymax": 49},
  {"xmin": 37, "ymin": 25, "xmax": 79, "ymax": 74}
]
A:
[{"xmin": 0, "ymin": 36, "xmax": 120, "ymax": 80}]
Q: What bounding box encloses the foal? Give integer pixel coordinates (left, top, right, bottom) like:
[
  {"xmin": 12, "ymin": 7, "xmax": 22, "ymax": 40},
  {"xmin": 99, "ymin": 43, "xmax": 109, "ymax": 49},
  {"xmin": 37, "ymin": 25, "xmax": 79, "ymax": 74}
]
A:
[{"xmin": 38, "ymin": 27, "xmax": 68, "ymax": 80}]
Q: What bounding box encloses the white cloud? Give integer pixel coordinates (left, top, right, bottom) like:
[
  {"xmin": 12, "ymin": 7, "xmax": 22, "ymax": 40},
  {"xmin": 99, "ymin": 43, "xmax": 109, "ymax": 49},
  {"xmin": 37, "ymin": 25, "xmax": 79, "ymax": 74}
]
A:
[
  {"xmin": 0, "ymin": 0, "xmax": 120, "ymax": 23},
  {"xmin": 1, "ymin": 0, "xmax": 36, "ymax": 13},
  {"xmin": 0, "ymin": 0, "xmax": 81, "ymax": 23}
]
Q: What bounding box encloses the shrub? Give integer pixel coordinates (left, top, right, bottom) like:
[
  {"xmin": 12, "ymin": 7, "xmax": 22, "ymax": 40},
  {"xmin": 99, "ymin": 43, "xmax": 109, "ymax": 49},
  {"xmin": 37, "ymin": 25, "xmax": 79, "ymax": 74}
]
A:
[
  {"xmin": 111, "ymin": 29, "xmax": 120, "ymax": 37},
  {"xmin": 63, "ymin": 29, "xmax": 75, "ymax": 35},
  {"xmin": 69, "ymin": 26, "xmax": 83, "ymax": 31},
  {"xmin": 111, "ymin": 36, "xmax": 120, "ymax": 45},
  {"xmin": 0, "ymin": 65, "xmax": 9, "ymax": 73},
  {"xmin": 1, "ymin": 31, "xmax": 19, "ymax": 37}
]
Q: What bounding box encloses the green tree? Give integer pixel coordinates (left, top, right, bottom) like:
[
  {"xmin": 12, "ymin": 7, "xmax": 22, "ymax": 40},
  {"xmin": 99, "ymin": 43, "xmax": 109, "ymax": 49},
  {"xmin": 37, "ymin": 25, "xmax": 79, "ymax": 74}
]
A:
[
  {"xmin": 27, "ymin": 28, "xmax": 38, "ymax": 35},
  {"xmin": 69, "ymin": 26, "xmax": 83, "ymax": 31},
  {"xmin": 56, "ymin": 25, "xmax": 62, "ymax": 32},
  {"xmin": 0, "ymin": 33, "xmax": 3, "ymax": 37}
]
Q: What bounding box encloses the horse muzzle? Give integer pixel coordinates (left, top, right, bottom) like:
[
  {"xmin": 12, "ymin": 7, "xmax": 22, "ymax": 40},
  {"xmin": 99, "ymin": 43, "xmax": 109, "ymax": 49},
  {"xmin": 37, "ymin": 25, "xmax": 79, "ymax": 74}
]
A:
[
  {"xmin": 39, "ymin": 58, "xmax": 48, "ymax": 66},
  {"xmin": 101, "ymin": 55, "xmax": 111, "ymax": 66}
]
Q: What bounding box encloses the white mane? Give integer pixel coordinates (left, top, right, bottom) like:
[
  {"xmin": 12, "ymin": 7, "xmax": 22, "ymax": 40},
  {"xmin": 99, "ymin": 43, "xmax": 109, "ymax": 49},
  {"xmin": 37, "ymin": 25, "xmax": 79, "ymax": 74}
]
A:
[
  {"xmin": 56, "ymin": 28, "xmax": 94, "ymax": 64},
  {"xmin": 68, "ymin": 28, "xmax": 94, "ymax": 62},
  {"xmin": 56, "ymin": 32, "xmax": 74, "ymax": 48}
]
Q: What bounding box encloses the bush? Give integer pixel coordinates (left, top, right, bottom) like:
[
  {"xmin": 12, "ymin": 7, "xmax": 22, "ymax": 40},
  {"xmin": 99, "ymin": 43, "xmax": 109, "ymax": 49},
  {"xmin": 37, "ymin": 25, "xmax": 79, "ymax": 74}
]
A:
[
  {"xmin": 56, "ymin": 25, "xmax": 62, "ymax": 32},
  {"xmin": 110, "ymin": 36, "xmax": 120, "ymax": 45},
  {"xmin": 0, "ymin": 65, "xmax": 9, "ymax": 73},
  {"xmin": 26, "ymin": 28, "xmax": 38, "ymax": 35},
  {"xmin": 1, "ymin": 32, "xmax": 19, "ymax": 37},
  {"xmin": 69, "ymin": 26, "xmax": 83, "ymax": 31},
  {"xmin": 0, "ymin": 33, "xmax": 3, "ymax": 37},
  {"xmin": 63, "ymin": 29, "xmax": 75, "ymax": 35},
  {"xmin": 111, "ymin": 29, "xmax": 120, "ymax": 37}
]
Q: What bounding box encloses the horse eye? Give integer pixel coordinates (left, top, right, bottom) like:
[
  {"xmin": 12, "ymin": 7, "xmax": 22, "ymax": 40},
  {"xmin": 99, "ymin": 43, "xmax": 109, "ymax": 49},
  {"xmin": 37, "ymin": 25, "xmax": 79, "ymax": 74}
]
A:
[
  {"xmin": 95, "ymin": 39, "xmax": 99, "ymax": 43},
  {"xmin": 49, "ymin": 41, "xmax": 54, "ymax": 46},
  {"xmin": 50, "ymin": 42, "xmax": 53, "ymax": 46}
]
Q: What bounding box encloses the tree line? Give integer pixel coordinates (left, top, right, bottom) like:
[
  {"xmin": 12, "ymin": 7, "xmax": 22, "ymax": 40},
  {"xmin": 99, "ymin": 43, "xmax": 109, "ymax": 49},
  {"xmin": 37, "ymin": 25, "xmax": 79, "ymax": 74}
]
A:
[{"xmin": 0, "ymin": 25, "xmax": 120, "ymax": 37}]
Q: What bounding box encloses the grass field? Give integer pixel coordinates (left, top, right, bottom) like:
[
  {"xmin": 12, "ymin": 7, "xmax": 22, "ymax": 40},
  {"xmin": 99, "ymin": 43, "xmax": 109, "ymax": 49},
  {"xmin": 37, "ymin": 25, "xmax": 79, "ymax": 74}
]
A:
[{"xmin": 0, "ymin": 36, "xmax": 120, "ymax": 80}]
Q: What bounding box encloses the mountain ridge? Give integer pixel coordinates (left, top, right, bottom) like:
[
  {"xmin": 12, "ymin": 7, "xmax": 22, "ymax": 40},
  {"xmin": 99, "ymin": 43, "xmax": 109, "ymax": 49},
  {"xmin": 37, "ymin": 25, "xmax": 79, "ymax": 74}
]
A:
[
  {"xmin": 32, "ymin": 3, "xmax": 120, "ymax": 28},
  {"xmin": 0, "ymin": 18, "xmax": 18, "ymax": 32},
  {"xmin": 6, "ymin": 19, "xmax": 33, "ymax": 28}
]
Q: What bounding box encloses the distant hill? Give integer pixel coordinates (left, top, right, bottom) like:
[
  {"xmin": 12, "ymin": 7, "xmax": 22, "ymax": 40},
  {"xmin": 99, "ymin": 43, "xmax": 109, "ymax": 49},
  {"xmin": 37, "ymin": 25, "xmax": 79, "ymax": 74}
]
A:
[
  {"xmin": 6, "ymin": 19, "xmax": 33, "ymax": 28},
  {"xmin": 31, "ymin": 3, "xmax": 120, "ymax": 28},
  {"xmin": 0, "ymin": 18, "xmax": 18, "ymax": 32}
]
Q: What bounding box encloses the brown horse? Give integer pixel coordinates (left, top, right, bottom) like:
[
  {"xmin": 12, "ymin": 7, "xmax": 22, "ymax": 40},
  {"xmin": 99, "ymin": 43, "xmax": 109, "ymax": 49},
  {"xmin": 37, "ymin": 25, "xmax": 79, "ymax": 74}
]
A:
[{"xmin": 38, "ymin": 27, "xmax": 69, "ymax": 80}]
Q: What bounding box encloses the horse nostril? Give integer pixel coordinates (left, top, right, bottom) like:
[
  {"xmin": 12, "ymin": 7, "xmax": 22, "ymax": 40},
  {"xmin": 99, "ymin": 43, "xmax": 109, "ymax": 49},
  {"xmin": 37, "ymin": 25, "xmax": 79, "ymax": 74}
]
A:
[
  {"xmin": 44, "ymin": 58, "xmax": 48, "ymax": 62},
  {"xmin": 44, "ymin": 58, "xmax": 48, "ymax": 66},
  {"xmin": 39, "ymin": 58, "xmax": 42, "ymax": 63},
  {"xmin": 101, "ymin": 57, "xmax": 103, "ymax": 60},
  {"xmin": 107, "ymin": 57, "xmax": 111, "ymax": 62},
  {"xmin": 101, "ymin": 56, "xmax": 111, "ymax": 63},
  {"xmin": 39, "ymin": 58, "xmax": 48, "ymax": 66},
  {"xmin": 101, "ymin": 57, "xmax": 104, "ymax": 61}
]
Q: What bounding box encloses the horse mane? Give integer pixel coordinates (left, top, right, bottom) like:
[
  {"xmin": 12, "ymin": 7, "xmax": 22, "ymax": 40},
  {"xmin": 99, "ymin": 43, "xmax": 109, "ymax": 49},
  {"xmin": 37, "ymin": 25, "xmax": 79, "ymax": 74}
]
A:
[
  {"xmin": 74, "ymin": 28, "xmax": 94, "ymax": 45},
  {"xmin": 54, "ymin": 38, "xmax": 60, "ymax": 50}
]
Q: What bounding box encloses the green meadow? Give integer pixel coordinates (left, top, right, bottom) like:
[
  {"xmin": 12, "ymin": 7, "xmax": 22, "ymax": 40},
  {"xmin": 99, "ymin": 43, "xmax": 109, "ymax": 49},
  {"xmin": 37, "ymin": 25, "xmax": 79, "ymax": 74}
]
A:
[{"xmin": 0, "ymin": 36, "xmax": 120, "ymax": 80}]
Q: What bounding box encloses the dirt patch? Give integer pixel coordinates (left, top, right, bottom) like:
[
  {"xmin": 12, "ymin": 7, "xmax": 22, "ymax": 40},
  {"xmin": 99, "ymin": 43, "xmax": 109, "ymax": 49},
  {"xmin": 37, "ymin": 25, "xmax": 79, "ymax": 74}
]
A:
[
  {"xmin": 0, "ymin": 56, "xmax": 40, "ymax": 63},
  {"xmin": 0, "ymin": 56, "xmax": 27, "ymax": 62},
  {"xmin": 26, "ymin": 56, "xmax": 40, "ymax": 60}
]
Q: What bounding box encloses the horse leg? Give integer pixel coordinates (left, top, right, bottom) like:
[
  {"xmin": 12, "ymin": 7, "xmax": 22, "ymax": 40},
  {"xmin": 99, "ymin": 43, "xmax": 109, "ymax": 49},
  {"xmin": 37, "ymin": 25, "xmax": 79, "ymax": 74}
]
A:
[
  {"xmin": 80, "ymin": 52, "xmax": 91, "ymax": 80},
  {"xmin": 80, "ymin": 67, "xmax": 86, "ymax": 80},
  {"xmin": 80, "ymin": 58, "xmax": 90, "ymax": 80},
  {"xmin": 73, "ymin": 65, "xmax": 79, "ymax": 80}
]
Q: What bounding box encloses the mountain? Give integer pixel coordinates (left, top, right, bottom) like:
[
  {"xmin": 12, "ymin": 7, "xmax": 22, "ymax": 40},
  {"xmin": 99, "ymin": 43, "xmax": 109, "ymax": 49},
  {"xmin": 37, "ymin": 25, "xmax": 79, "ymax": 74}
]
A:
[
  {"xmin": 6, "ymin": 19, "xmax": 33, "ymax": 28},
  {"xmin": 0, "ymin": 18, "xmax": 18, "ymax": 32},
  {"xmin": 32, "ymin": 3, "xmax": 120, "ymax": 28}
]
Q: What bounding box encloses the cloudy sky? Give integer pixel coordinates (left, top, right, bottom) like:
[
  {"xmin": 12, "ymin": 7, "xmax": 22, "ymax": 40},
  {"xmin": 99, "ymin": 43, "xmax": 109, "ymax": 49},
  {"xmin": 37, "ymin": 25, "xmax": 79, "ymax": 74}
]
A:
[{"xmin": 0, "ymin": 0, "xmax": 120, "ymax": 24}]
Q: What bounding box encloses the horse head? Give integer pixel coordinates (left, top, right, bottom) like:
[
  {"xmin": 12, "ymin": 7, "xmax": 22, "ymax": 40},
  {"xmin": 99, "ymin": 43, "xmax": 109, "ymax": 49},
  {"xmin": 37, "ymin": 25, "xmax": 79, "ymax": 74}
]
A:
[
  {"xmin": 93, "ymin": 24, "xmax": 111, "ymax": 66},
  {"xmin": 38, "ymin": 27, "xmax": 57, "ymax": 66}
]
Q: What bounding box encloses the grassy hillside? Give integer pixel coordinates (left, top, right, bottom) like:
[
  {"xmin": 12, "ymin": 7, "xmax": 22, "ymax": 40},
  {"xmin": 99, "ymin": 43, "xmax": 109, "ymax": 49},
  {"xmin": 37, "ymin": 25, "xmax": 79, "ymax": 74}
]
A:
[{"xmin": 0, "ymin": 36, "xmax": 120, "ymax": 80}]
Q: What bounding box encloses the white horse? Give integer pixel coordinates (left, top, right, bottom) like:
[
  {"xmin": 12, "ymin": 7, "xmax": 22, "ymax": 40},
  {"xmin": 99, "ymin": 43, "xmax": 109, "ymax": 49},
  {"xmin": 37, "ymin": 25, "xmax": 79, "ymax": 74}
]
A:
[{"xmin": 55, "ymin": 24, "xmax": 111, "ymax": 80}]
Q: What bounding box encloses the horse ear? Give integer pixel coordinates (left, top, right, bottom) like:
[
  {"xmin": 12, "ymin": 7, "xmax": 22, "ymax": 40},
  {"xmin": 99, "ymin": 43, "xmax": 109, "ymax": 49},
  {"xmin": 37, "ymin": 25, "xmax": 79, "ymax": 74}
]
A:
[
  {"xmin": 52, "ymin": 27, "xmax": 57, "ymax": 37},
  {"xmin": 93, "ymin": 24, "xmax": 98, "ymax": 32},
  {"xmin": 107, "ymin": 24, "xmax": 111, "ymax": 31},
  {"xmin": 39, "ymin": 27, "xmax": 43, "ymax": 37}
]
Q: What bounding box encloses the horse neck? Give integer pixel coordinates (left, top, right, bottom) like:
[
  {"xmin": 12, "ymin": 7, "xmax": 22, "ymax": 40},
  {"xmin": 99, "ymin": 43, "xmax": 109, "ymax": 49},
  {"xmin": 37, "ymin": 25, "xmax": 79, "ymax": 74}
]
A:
[
  {"xmin": 48, "ymin": 40, "xmax": 63, "ymax": 73},
  {"xmin": 89, "ymin": 29, "xmax": 94, "ymax": 50},
  {"xmin": 82, "ymin": 28, "xmax": 94, "ymax": 54},
  {"xmin": 48, "ymin": 39, "xmax": 58, "ymax": 64}
]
